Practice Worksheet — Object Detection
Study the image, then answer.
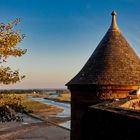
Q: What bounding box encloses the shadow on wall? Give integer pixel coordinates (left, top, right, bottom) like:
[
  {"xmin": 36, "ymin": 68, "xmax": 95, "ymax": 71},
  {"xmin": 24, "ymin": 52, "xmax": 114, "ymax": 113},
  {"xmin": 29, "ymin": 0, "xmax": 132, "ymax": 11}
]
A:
[{"xmin": 81, "ymin": 105, "xmax": 140, "ymax": 140}]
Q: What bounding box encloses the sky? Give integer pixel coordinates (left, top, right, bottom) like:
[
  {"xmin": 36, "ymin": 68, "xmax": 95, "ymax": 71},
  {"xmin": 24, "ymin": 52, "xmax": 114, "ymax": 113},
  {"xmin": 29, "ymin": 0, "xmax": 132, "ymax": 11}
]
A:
[{"xmin": 0, "ymin": 0, "xmax": 140, "ymax": 89}]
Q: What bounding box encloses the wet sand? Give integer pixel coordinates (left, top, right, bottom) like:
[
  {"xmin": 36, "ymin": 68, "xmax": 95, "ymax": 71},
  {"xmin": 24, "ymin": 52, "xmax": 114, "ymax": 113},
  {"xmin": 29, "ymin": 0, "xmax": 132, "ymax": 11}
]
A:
[{"xmin": 0, "ymin": 113, "xmax": 70, "ymax": 140}]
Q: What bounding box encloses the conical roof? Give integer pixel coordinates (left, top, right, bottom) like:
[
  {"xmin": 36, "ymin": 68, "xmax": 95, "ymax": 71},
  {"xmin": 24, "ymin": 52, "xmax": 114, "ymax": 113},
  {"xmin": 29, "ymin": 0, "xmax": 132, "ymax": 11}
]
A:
[{"xmin": 67, "ymin": 11, "xmax": 140, "ymax": 85}]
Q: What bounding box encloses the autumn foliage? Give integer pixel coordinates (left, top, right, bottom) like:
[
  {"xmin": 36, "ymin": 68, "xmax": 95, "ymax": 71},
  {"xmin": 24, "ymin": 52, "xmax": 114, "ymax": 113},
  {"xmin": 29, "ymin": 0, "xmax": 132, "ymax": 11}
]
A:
[
  {"xmin": 0, "ymin": 94, "xmax": 27, "ymax": 122},
  {"xmin": 0, "ymin": 18, "xmax": 26, "ymax": 84}
]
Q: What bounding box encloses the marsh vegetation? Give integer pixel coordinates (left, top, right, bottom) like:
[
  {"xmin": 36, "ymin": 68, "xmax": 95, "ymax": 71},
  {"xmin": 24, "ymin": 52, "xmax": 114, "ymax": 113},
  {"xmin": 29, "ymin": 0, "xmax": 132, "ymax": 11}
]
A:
[{"xmin": 0, "ymin": 93, "xmax": 63, "ymax": 122}]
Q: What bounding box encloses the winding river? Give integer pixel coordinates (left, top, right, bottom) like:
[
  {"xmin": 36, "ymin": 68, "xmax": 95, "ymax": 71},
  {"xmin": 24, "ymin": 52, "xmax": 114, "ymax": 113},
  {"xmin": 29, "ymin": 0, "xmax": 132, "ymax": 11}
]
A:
[{"xmin": 30, "ymin": 97, "xmax": 71, "ymax": 129}]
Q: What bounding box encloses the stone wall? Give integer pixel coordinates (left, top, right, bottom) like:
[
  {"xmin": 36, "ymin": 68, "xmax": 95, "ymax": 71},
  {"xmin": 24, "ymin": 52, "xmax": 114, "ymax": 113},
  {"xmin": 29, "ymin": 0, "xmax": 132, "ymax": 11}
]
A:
[
  {"xmin": 69, "ymin": 85, "xmax": 139, "ymax": 140},
  {"xmin": 81, "ymin": 105, "xmax": 140, "ymax": 140}
]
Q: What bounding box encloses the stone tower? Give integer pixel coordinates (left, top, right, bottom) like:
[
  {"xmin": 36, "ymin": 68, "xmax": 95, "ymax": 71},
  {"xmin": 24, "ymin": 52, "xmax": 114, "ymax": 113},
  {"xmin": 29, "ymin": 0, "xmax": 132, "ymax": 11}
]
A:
[{"xmin": 66, "ymin": 11, "xmax": 140, "ymax": 140}]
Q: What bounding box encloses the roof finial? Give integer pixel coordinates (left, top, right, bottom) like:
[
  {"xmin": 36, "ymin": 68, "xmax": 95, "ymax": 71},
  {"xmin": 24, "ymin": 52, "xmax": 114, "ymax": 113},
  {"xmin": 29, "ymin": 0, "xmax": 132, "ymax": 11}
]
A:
[
  {"xmin": 109, "ymin": 11, "xmax": 119, "ymax": 31},
  {"xmin": 111, "ymin": 11, "xmax": 117, "ymax": 16}
]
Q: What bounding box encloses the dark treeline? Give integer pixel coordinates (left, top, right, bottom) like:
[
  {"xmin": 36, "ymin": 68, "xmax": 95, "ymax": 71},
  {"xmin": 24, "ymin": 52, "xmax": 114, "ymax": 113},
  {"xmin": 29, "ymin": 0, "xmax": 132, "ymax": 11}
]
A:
[{"xmin": 0, "ymin": 89, "xmax": 70, "ymax": 94}]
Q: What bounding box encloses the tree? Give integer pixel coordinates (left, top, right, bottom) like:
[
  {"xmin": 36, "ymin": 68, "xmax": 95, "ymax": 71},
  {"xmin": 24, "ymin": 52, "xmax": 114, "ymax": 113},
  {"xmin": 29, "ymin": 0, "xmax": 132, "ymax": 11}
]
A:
[{"xmin": 0, "ymin": 18, "xmax": 27, "ymax": 85}]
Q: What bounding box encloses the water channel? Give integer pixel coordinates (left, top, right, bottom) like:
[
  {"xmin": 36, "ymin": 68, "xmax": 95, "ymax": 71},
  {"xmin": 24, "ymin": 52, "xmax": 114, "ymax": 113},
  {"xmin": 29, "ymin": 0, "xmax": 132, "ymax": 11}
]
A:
[{"xmin": 30, "ymin": 97, "xmax": 71, "ymax": 129}]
